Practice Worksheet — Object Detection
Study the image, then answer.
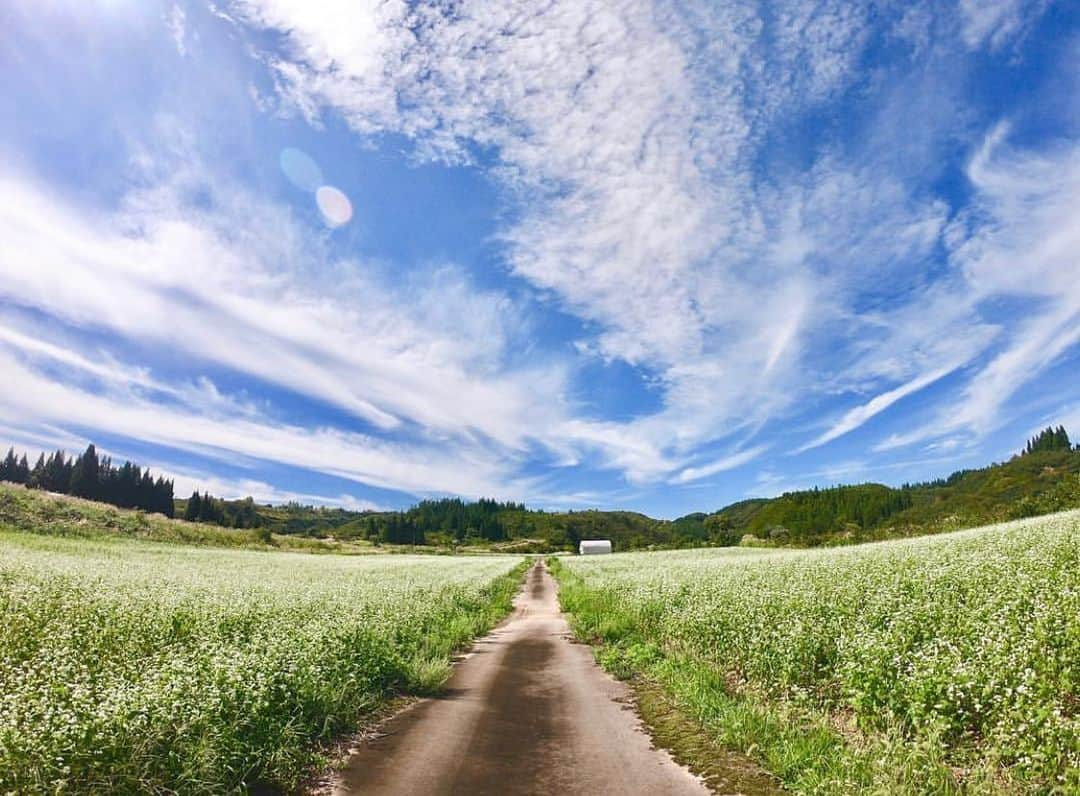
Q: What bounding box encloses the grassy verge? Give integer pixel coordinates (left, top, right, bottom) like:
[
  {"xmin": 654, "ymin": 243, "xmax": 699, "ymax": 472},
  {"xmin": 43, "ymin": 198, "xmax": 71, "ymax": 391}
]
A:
[
  {"xmin": 622, "ymin": 667, "xmax": 785, "ymax": 795},
  {"xmin": 400, "ymin": 558, "xmax": 529, "ymax": 696}
]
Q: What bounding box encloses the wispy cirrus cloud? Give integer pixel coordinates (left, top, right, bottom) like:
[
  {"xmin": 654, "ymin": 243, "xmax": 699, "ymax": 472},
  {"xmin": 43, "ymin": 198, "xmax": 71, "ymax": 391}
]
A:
[
  {"xmin": 876, "ymin": 125, "xmax": 1080, "ymax": 450},
  {"xmin": 797, "ymin": 364, "xmax": 962, "ymax": 454},
  {"xmin": 0, "ymin": 340, "xmax": 517, "ymax": 498},
  {"xmin": 958, "ymin": 0, "xmax": 1052, "ymax": 51},
  {"xmin": 0, "ymin": 164, "xmax": 569, "ymax": 446},
  {"xmin": 671, "ymin": 446, "xmax": 769, "ymax": 485}
]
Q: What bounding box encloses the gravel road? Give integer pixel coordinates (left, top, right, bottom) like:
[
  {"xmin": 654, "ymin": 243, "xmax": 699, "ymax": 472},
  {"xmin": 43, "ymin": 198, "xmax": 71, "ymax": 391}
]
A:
[{"xmin": 332, "ymin": 560, "xmax": 713, "ymax": 795}]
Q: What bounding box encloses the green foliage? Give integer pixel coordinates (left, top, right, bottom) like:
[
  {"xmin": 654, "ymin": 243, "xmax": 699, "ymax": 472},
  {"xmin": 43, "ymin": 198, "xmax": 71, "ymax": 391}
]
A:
[
  {"xmin": 708, "ymin": 444, "xmax": 1080, "ymax": 546},
  {"xmin": 0, "ymin": 449, "xmax": 30, "ymax": 484},
  {"xmin": 1023, "ymin": 425, "xmax": 1072, "ymax": 455},
  {"xmin": 734, "ymin": 483, "xmax": 914, "ymax": 541},
  {"xmin": 0, "ymin": 531, "xmax": 524, "ymax": 792},
  {"xmin": 406, "ymin": 497, "xmax": 522, "ymax": 541},
  {"xmin": 557, "ymin": 514, "xmax": 1080, "ymax": 792},
  {"xmin": 242, "ymin": 428, "xmax": 1080, "ymax": 551},
  {"xmin": 3, "ymin": 444, "xmax": 174, "ymax": 517},
  {"xmin": 180, "ymin": 491, "xmax": 261, "ymax": 528}
]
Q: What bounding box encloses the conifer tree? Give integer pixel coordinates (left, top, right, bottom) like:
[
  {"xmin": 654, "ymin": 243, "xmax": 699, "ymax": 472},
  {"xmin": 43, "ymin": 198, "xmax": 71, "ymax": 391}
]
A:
[
  {"xmin": 70, "ymin": 444, "xmax": 101, "ymax": 500},
  {"xmin": 1022, "ymin": 426, "xmax": 1071, "ymax": 455},
  {"xmin": 26, "ymin": 453, "xmax": 44, "ymax": 487},
  {"xmin": 0, "ymin": 448, "xmax": 16, "ymax": 482},
  {"xmin": 185, "ymin": 491, "xmax": 202, "ymax": 521}
]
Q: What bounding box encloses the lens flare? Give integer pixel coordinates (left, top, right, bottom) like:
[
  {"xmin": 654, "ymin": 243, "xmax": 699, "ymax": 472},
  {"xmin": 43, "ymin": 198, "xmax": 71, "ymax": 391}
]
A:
[
  {"xmin": 279, "ymin": 148, "xmax": 323, "ymax": 192},
  {"xmin": 315, "ymin": 185, "xmax": 353, "ymax": 227}
]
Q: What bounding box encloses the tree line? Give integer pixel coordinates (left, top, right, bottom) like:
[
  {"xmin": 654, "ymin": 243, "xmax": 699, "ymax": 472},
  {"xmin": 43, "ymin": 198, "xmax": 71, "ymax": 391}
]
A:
[
  {"xmin": 342, "ymin": 498, "xmax": 528, "ymax": 545},
  {"xmin": 405, "ymin": 497, "xmax": 525, "ymax": 542},
  {"xmin": 1022, "ymin": 426, "xmax": 1073, "ymax": 455},
  {"xmin": 3, "ymin": 426, "xmax": 1075, "ymax": 550},
  {"xmin": 1, "ymin": 444, "xmax": 174, "ymax": 517},
  {"xmin": 708, "ymin": 425, "xmax": 1078, "ymax": 545},
  {"xmin": 734, "ymin": 483, "xmax": 916, "ymax": 542},
  {"xmin": 182, "ymin": 491, "xmax": 262, "ymax": 528}
]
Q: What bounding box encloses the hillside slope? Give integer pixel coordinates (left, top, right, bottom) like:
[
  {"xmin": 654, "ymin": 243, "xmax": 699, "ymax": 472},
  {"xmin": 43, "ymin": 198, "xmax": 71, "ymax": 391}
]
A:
[{"xmin": 710, "ymin": 449, "xmax": 1080, "ymax": 545}]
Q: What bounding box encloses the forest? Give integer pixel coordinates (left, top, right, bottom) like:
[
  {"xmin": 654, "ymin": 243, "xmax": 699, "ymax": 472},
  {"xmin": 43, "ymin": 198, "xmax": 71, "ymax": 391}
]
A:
[{"xmin": 0, "ymin": 445, "xmax": 174, "ymax": 517}]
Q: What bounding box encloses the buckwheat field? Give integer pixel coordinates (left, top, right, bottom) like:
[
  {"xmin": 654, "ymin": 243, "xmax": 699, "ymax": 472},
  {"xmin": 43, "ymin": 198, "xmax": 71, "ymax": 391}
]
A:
[
  {"xmin": 558, "ymin": 512, "xmax": 1080, "ymax": 793},
  {"xmin": 0, "ymin": 532, "xmax": 522, "ymax": 793}
]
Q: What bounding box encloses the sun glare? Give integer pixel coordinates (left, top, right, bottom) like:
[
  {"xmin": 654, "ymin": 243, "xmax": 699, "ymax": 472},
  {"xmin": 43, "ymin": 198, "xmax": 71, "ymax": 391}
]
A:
[
  {"xmin": 279, "ymin": 147, "xmax": 323, "ymax": 193},
  {"xmin": 315, "ymin": 185, "xmax": 353, "ymax": 227}
]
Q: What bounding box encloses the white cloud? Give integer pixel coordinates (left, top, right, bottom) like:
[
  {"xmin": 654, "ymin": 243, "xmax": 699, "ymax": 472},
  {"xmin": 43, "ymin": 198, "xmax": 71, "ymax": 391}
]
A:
[
  {"xmin": 0, "ymin": 159, "xmax": 720, "ymax": 495},
  {"xmin": 797, "ymin": 364, "xmax": 960, "ymax": 453},
  {"xmin": 236, "ymin": 0, "xmax": 1079, "ymax": 482},
  {"xmin": 0, "ymin": 167, "xmax": 574, "ymax": 451},
  {"xmin": 672, "ymin": 445, "xmax": 769, "ymax": 484},
  {"xmin": 0, "ymin": 342, "xmax": 518, "ymax": 498},
  {"xmin": 958, "ymin": 0, "xmax": 1049, "ymax": 52},
  {"xmin": 168, "ymin": 4, "xmax": 188, "ymax": 56},
  {"xmin": 0, "ymin": 160, "xmax": 599, "ymax": 498},
  {"xmin": 0, "ymin": 424, "xmax": 89, "ymax": 461},
  {"xmin": 874, "ymin": 126, "xmax": 1080, "ymax": 450}
]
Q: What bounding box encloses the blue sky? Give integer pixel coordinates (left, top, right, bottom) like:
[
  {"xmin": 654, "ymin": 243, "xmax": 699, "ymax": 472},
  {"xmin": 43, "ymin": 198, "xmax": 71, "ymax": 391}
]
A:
[{"xmin": 0, "ymin": 0, "xmax": 1077, "ymax": 517}]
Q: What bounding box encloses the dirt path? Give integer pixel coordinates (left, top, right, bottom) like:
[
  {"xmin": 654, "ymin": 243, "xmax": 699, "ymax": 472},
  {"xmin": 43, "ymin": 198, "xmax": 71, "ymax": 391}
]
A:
[{"xmin": 332, "ymin": 560, "xmax": 712, "ymax": 795}]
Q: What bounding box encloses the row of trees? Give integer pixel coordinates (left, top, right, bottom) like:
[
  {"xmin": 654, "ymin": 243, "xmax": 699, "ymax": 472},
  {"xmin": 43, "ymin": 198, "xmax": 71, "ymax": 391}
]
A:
[
  {"xmin": 182, "ymin": 492, "xmax": 261, "ymax": 528},
  {"xmin": 342, "ymin": 498, "xmax": 530, "ymax": 545},
  {"xmin": 362, "ymin": 513, "xmax": 426, "ymax": 545},
  {"xmin": 1023, "ymin": 426, "xmax": 1073, "ymax": 455},
  {"xmin": 1, "ymin": 444, "xmax": 175, "ymax": 517},
  {"xmin": 405, "ymin": 497, "xmax": 525, "ymax": 541}
]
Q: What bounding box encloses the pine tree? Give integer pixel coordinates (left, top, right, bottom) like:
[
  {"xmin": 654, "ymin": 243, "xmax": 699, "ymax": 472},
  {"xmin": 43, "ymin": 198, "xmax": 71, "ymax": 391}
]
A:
[
  {"xmin": 70, "ymin": 444, "xmax": 101, "ymax": 500},
  {"xmin": 1022, "ymin": 426, "xmax": 1071, "ymax": 456},
  {"xmin": 39, "ymin": 451, "xmax": 72, "ymax": 493},
  {"xmin": 154, "ymin": 476, "xmax": 174, "ymax": 518},
  {"xmin": 0, "ymin": 448, "xmax": 15, "ymax": 482},
  {"xmin": 185, "ymin": 491, "xmax": 202, "ymax": 521},
  {"xmin": 28, "ymin": 453, "xmax": 45, "ymax": 488}
]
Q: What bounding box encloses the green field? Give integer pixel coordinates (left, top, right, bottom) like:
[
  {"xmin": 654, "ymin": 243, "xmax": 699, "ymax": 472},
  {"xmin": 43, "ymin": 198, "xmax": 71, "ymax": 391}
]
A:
[
  {"xmin": 0, "ymin": 531, "xmax": 523, "ymax": 793},
  {"xmin": 556, "ymin": 512, "xmax": 1080, "ymax": 793}
]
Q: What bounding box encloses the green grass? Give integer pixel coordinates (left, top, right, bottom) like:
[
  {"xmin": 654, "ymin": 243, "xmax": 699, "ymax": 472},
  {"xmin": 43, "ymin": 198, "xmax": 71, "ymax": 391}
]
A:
[
  {"xmin": 554, "ymin": 511, "xmax": 1080, "ymax": 794},
  {"xmin": 0, "ymin": 529, "xmax": 525, "ymax": 793}
]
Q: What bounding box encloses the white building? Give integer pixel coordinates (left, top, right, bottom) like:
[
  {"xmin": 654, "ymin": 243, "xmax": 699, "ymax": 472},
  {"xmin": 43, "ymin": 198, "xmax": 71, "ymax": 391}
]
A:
[{"xmin": 578, "ymin": 539, "xmax": 612, "ymax": 555}]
